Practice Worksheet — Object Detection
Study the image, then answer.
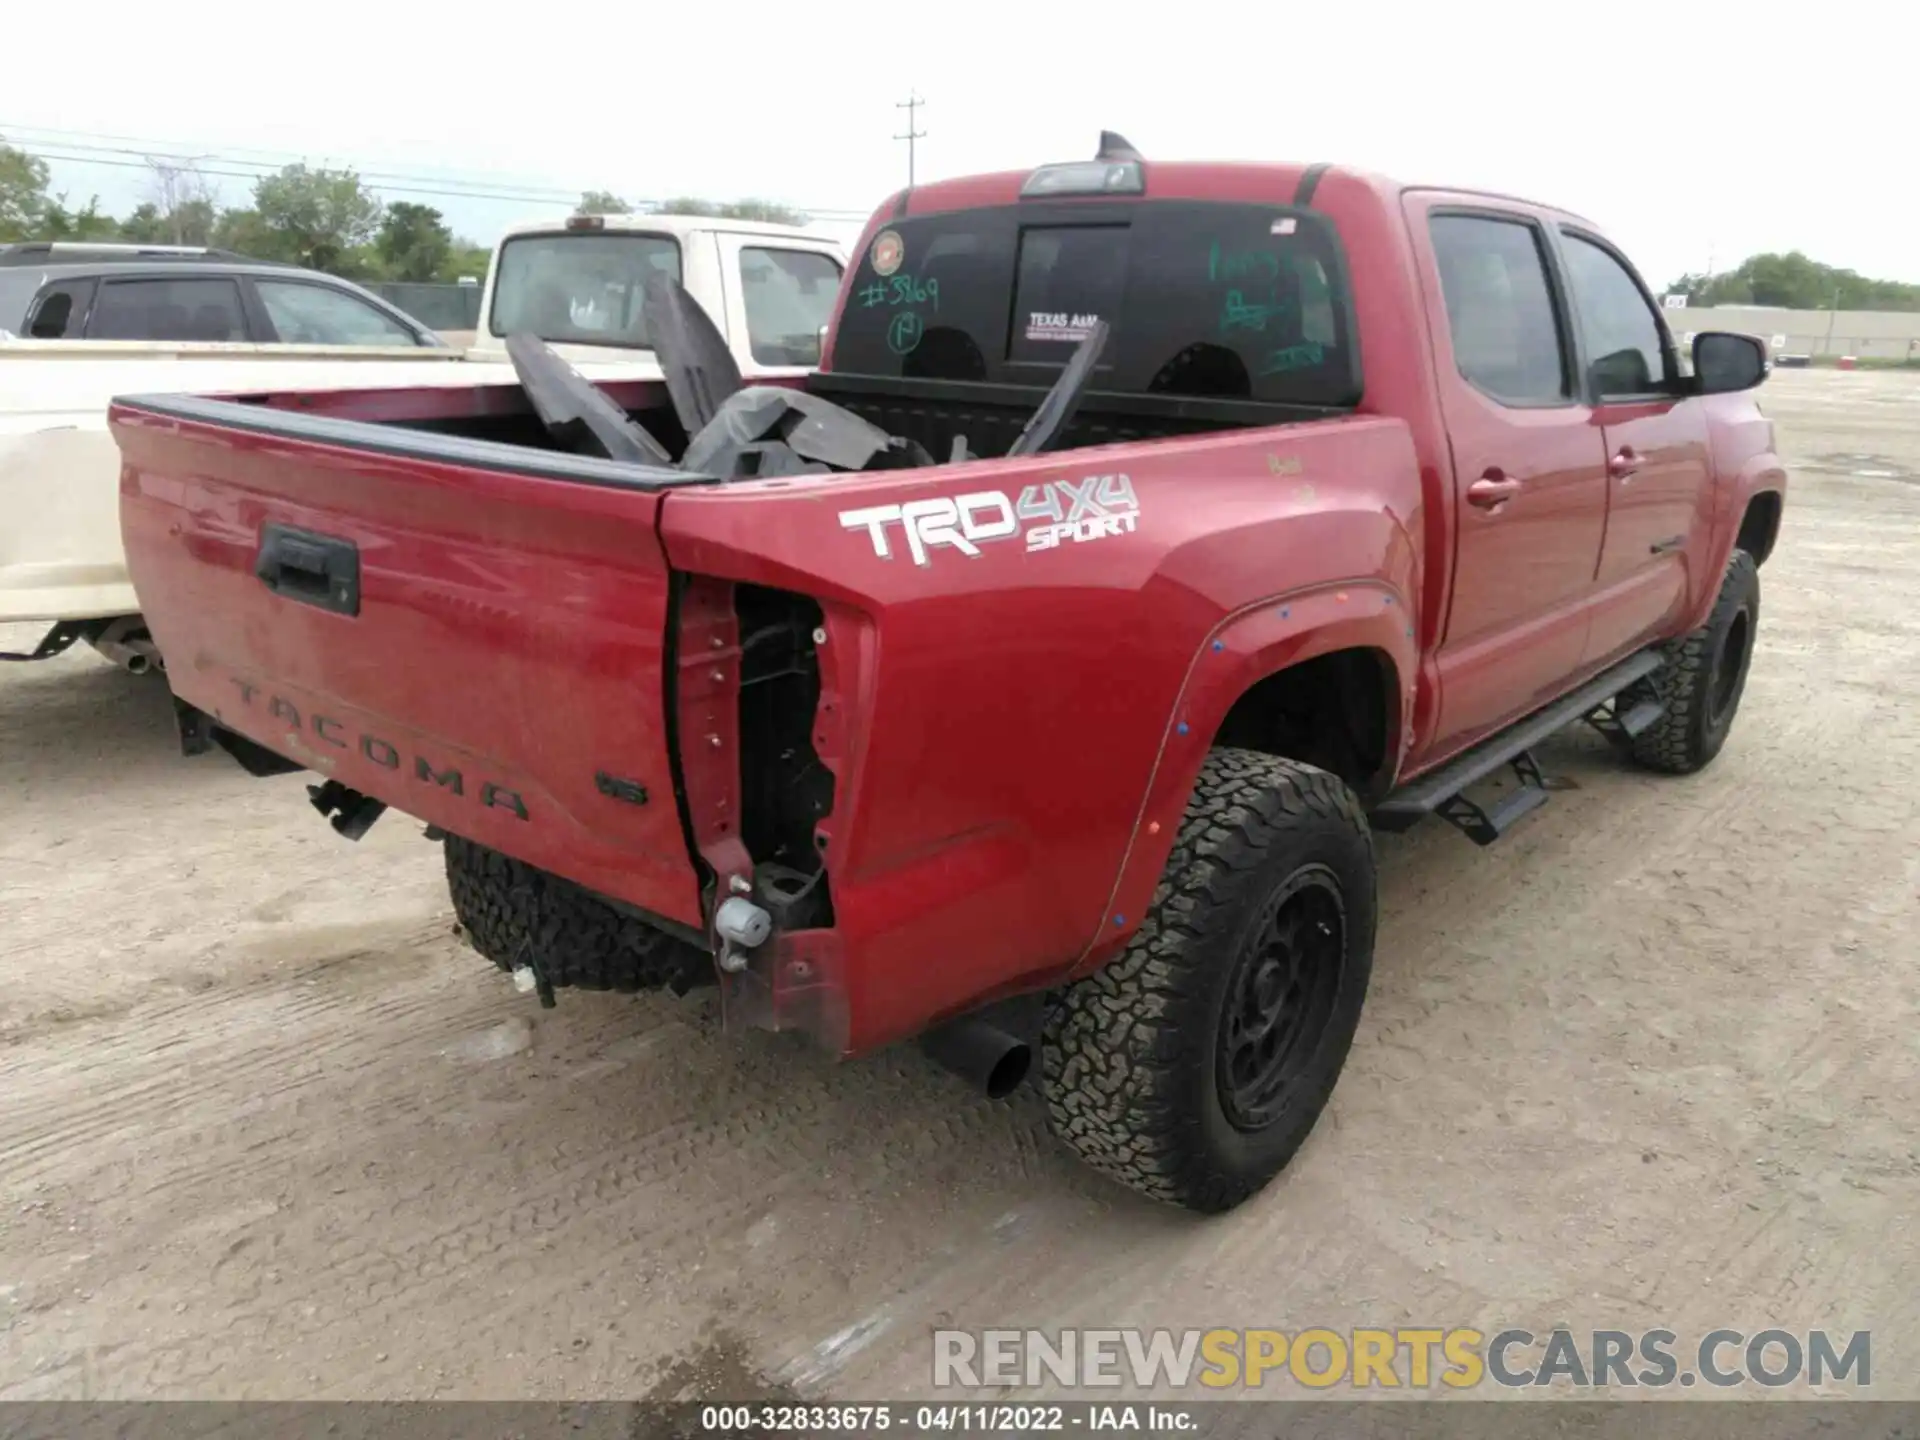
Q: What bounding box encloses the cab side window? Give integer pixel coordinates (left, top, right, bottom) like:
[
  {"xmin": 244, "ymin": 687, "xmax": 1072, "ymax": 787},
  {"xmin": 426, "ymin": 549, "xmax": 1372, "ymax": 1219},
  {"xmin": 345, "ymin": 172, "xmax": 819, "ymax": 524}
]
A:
[
  {"xmin": 1560, "ymin": 234, "xmax": 1670, "ymax": 398},
  {"xmin": 1429, "ymin": 215, "xmax": 1569, "ymax": 405}
]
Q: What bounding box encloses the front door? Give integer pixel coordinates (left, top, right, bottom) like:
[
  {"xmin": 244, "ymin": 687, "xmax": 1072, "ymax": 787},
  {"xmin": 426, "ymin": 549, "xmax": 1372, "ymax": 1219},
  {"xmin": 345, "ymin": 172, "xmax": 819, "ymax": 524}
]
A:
[
  {"xmin": 1555, "ymin": 230, "xmax": 1715, "ymax": 666},
  {"xmin": 1414, "ymin": 203, "xmax": 1611, "ymax": 757}
]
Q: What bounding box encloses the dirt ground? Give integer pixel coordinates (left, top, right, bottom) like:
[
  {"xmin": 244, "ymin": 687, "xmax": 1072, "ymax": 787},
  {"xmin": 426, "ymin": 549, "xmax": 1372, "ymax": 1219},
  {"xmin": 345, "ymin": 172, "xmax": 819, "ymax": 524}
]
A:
[{"xmin": 2, "ymin": 367, "xmax": 1917, "ymax": 1403}]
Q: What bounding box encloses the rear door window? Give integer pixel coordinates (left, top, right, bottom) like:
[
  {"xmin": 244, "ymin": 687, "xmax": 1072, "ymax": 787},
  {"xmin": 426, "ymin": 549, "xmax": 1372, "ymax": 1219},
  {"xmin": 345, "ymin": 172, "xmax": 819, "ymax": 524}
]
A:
[
  {"xmin": 88, "ymin": 278, "xmax": 249, "ymax": 341},
  {"xmin": 738, "ymin": 247, "xmax": 843, "ymax": 365},
  {"xmin": 1428, "ymin": 215, "xmax": 1570, "ymax": 405},
  {"xmin": 833, "ymin": 200, "xmax": 1362, "ymax": 407},
  {"xmin": 25, "ymin": 278, "xmax": 96, "ymax": 338}
]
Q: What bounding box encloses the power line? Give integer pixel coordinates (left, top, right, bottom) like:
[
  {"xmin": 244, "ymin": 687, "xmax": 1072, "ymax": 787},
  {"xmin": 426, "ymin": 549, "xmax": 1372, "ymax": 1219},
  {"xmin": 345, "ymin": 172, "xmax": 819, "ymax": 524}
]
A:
[
  {"xmin": 24, "ymin": 150, "xmax": 584, "ymax": 208},
  {"xmin": 893, "ymin": 92, "xmax": 926, "ymax": 188},
  {"xmin": 5, "ymin": 122, "xmax": 875, "ymax": 220},
  {"xmin": 8, "ymin": 127, "xmax": 590, "ymax": 203},
  {"xmin": 2, "ymin": 120, "xmax": 362, "ymax": 170}
]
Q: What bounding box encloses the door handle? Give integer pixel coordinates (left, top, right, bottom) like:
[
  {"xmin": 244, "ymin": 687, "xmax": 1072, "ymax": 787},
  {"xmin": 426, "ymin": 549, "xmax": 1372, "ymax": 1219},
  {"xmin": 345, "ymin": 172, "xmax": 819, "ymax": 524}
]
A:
[
  {"xmin": 255, "ymin": 523, "xmax": 361, "ymax": 616},
  {"xmin": 1608, "ymin": 447, "xmax": 1640, "ymax": 478},
  {"xmin": 1467, "ymin": 474, "xmax": 1522, "ymax": 510}
]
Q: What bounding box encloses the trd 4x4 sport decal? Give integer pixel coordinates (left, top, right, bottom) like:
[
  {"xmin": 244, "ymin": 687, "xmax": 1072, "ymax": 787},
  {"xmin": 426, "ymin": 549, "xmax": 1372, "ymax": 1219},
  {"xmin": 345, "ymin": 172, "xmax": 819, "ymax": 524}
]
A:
[{"xmin": 839, "ymin": 474, "xmax": 1139, "ymax": 567}]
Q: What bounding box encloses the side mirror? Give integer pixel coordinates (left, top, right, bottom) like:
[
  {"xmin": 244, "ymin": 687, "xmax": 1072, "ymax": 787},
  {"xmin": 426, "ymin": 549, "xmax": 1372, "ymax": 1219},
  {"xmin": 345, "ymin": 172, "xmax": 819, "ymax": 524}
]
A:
[{"xmin": 1693, "ymin": 332, "xmax": 1769, "ymax": 394}]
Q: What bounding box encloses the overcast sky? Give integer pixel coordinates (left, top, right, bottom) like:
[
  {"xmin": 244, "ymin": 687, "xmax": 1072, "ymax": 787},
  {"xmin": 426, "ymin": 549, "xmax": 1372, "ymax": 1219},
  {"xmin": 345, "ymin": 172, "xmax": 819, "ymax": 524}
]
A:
[{"xmin": 7, "ymin": 0, "xmax": 1913, "ymax": 289}]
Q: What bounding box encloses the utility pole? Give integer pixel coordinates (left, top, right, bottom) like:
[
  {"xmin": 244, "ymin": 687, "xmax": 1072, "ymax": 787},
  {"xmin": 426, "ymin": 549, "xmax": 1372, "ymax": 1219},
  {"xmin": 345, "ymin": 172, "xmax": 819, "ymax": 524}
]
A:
[
  {"xmin": 144, "ymin": 154, "xmax": 213, "ymax": 244},
  {"xmin": 894, "ymin": 92, "xmax": 926, "ymax": 187}
]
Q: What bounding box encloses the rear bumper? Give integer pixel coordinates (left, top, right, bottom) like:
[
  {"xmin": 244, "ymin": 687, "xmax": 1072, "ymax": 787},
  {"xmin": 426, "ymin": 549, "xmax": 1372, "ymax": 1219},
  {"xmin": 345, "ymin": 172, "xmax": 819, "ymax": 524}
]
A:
[
  {"xmin": 0, "ymin": 425, "xmax": 133, "ymax": 624},
  {"xmin": 0, "ymin": 568, "xmax": 139, "ymax": 625}
]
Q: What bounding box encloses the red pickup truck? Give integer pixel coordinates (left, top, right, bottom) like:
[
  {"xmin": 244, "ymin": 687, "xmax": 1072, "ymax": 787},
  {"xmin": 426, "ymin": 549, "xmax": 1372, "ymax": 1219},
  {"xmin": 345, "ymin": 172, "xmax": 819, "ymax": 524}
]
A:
[{"xmin": 112, "ymin": 137, "xmax": 1785, "ymax": 1213}]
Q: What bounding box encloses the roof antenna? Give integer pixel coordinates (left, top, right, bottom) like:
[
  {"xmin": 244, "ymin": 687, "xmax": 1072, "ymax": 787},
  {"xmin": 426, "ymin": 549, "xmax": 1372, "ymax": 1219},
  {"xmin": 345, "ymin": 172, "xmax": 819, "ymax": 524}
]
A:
[{"xmin": 1096, "ymin": 131, "xmax": 1143, "ymax": 162}]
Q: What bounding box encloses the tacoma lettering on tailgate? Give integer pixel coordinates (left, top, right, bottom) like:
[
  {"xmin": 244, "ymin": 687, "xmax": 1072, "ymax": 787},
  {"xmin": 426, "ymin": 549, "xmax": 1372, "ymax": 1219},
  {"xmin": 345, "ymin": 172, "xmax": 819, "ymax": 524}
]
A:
[{"xmin": 229, "ymin": 678, "xmax": 529, "ymax": 820}]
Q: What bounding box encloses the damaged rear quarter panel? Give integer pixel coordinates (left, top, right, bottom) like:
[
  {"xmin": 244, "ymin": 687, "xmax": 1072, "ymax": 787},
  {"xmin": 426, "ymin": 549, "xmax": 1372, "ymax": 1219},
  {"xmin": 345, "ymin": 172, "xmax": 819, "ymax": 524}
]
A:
[{"xmin": 659, "ymin": 415, "xmax": 1422, "ymax": 1053}]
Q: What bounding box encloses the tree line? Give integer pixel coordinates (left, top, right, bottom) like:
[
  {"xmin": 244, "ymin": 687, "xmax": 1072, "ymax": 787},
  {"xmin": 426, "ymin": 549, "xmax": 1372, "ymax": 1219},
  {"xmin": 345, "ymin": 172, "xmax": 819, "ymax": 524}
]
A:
[
  {"xmin": 1665, "ymin": 252, "xmax": 1920, "ymax": 312},
  {"xmin": 2, "ymin": 135, "xmax": 811, "ymax": 287}
]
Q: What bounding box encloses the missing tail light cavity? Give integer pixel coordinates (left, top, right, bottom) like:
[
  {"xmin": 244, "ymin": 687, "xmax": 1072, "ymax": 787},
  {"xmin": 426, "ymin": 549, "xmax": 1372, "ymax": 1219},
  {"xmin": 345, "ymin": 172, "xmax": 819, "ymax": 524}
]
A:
[{"xmin": 735, "ymin": 584, "xmax": 836, "ymax": 929}]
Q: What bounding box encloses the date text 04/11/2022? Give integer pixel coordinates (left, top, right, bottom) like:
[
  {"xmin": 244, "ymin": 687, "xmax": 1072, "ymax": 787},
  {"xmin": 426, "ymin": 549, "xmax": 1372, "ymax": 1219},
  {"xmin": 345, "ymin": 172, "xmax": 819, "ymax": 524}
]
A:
[{"xmin": 695, "ymin": 1403, "xmax": 1198, "ymax": 1432}]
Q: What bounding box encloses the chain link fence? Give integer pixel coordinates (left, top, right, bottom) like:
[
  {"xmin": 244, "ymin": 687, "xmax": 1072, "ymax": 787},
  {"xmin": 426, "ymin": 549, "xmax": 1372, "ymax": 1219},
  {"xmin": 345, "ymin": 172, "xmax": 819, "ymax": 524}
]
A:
[{"xmin": 369, "ymin": 281, "xmax": 481, "ymax": 334}]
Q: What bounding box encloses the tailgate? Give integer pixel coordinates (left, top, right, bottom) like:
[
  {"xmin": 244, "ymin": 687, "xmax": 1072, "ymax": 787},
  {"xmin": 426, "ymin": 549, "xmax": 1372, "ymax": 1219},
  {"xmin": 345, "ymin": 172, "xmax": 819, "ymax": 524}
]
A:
[{"xmin": 113, "ymin": 395, "xmax": 707, "ymax": 929}]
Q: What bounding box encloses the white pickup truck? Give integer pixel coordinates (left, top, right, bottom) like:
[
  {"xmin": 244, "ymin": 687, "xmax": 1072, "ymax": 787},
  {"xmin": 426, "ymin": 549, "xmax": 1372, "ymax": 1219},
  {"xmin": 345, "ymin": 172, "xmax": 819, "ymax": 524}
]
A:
[{"xmin": 1, "ymin": 217, "xmax": 848, "ymax": 668}]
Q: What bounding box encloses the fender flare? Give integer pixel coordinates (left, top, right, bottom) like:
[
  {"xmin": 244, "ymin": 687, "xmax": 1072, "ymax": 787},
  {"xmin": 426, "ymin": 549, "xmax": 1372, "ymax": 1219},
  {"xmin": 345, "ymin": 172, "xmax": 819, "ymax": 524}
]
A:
[
  {"xmin": 1681, "ymin": 451, "xmax": 1786, "ymax": 635},
  {"xmin": 1067, "ymin": 577, "xmax": 1417, "ymax": 978}
]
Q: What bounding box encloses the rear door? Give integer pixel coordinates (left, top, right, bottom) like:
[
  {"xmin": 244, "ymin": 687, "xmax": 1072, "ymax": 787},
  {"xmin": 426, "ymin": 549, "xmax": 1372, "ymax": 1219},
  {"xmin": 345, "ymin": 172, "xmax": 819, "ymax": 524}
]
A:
[
  {"xmin": 1410, "ymin": 200, "xmax": 1610, "ymax": 754},
  {"xmin": 1555, "ymin": 228, "xmax": 1714, "ymax": 666},
  {"xmin": 86, "ymin": 275, "xmax": 251, "ymax": 341},
  {"xmin": 114, "ymin": 397, "xmax": 708, "ymax": 928}
]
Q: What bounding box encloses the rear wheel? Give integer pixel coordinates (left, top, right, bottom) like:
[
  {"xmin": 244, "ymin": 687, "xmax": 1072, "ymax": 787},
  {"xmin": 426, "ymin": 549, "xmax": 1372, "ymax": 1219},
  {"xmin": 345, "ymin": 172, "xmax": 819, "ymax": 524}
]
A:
[
  {"xmin": 1042, "ymin": 749, "xmax": 1376, "ymax": 1213},
  {"xmin": 443, "ymin": 835, "xmax": 706, "ymax": 993},
  {"xmin": 1631, "ymin": 549, "xmax": 1760, "ymax": 775}
]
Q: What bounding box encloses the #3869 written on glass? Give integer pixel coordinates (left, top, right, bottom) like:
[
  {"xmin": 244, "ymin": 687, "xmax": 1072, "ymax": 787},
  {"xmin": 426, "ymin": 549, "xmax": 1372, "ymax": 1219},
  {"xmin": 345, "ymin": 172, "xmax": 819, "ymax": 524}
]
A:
[{"xmin": 860, "ymin": 276, "xmax": 940, "ymax": 310}]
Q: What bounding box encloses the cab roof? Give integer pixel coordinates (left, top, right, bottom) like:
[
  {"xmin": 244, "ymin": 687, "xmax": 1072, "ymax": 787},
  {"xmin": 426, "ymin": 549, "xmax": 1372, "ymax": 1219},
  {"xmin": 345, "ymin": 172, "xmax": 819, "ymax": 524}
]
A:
[
  {"xmin": 888, "ymin": 157, "xmax": 1596, "ymax": 231},
  {"xmin": 496, "ymin": 213, "xmax": 839, "ymax": 243}
]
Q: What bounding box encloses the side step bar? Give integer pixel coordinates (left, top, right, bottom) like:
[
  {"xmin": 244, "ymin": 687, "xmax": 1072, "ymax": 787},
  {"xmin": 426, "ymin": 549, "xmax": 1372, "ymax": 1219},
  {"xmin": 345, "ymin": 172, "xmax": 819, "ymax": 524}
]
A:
[{"xmin": 1373, "ymin": 649, "xmax": 1666, "ymax": 845}]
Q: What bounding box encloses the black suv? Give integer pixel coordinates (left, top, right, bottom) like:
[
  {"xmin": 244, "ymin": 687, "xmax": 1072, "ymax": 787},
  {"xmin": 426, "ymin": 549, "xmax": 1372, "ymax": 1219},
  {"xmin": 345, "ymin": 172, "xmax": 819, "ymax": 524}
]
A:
[{"xmin": 0, "ymin": 243, "xmax": 446, "ymax": 347}]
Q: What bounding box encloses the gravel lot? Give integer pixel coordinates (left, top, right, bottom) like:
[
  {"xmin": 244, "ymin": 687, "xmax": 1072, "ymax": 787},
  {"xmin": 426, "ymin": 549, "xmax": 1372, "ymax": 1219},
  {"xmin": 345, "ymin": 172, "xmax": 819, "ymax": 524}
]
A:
[{"xmin": 2, "ymin": 367, "xmax": 1916, "ymax": 1402}]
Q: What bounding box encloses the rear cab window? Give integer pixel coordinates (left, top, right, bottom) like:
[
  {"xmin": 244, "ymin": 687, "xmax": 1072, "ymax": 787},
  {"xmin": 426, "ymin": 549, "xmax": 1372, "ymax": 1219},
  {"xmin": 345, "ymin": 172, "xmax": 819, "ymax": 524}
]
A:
[
  {"xmin": 829, "ymin": 200, "xmax": 1361, "ymax": 408},
  {"xmin": 489, "ymin": 232, "xmax": 682, "ymax": 348}
]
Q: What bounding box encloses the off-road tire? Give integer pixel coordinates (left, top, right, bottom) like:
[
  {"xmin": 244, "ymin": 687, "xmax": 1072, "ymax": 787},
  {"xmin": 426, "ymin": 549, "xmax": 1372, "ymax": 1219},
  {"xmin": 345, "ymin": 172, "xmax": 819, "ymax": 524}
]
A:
[
  {"xmin": 443, "ymin": 835, "xmax": 704, "ymax": 992},
  {"xmin": 1042, "ymin": 749, "xmax": 1376, "ymax": 1213},
  {"xmin": 1631, "ymin": 549, "xmax": 1760, "ymax": 775}
]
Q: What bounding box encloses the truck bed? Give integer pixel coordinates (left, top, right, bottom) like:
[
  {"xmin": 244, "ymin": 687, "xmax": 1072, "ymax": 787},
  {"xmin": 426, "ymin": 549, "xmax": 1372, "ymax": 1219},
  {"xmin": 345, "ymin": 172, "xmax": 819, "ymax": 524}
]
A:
[
  {"xmin": 112, "ymin": 360, "xmax": 1411, "ymax": 1054},
  {"xmin": 208, "ymin": 370, "xmax": 1334, "ymax": 468}
]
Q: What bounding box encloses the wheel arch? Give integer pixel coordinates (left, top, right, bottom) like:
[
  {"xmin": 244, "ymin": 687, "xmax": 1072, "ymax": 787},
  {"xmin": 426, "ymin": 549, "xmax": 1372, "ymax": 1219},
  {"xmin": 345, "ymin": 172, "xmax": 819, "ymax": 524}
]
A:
[
  {"xmin": 1736, "ymin": 488, "xmax": 1784, "ymax": 567},
  {"xmin": 1680, "ymin": 449, "xmax": 1786, "ymax": 635},
  {"xmin": 1212, "ymin": 645, "xmax": 1404, "ymax": 809},
  {"xmin": 1067, "ymin": 582, "xmax": 1415, "ymax": 980}
]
